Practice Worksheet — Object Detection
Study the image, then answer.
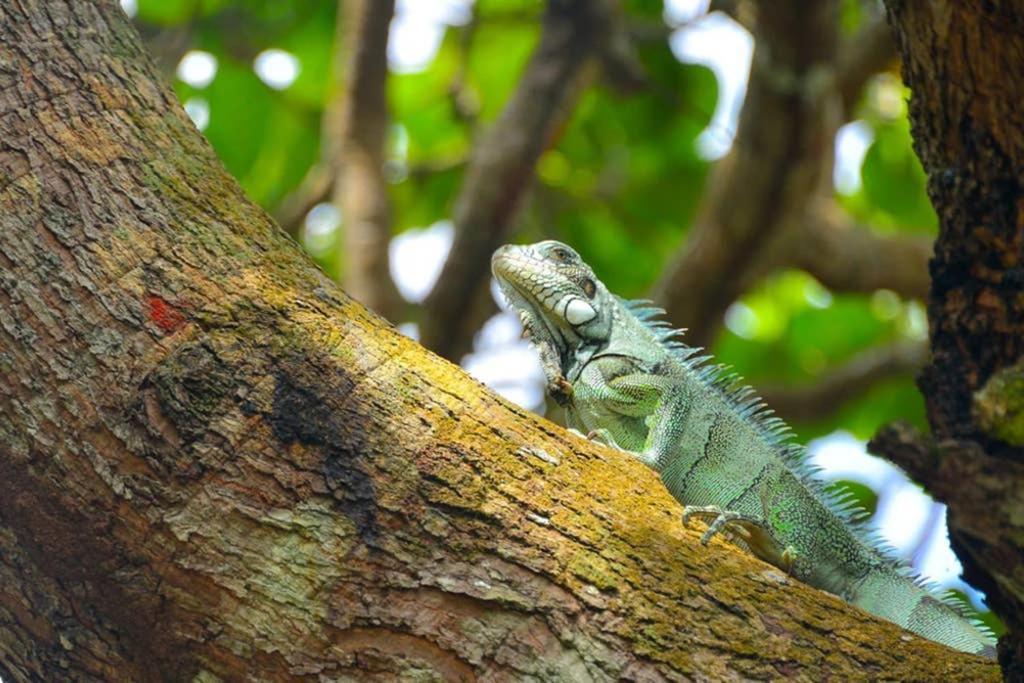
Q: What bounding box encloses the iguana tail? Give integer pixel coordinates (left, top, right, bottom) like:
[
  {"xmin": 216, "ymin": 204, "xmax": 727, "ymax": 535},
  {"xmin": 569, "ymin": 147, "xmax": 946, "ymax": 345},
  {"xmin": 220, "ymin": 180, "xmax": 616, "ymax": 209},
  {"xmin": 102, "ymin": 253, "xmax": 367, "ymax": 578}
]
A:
[{"xmin": 852, "ymin": 568, "xmax": 996, "ymax": 657}]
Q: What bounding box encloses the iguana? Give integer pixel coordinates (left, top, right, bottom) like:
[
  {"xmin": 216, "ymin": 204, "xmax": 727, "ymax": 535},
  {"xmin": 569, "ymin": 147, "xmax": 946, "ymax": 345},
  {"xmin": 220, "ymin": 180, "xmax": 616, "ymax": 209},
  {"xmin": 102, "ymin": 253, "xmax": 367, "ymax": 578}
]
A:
[{"xmin": 491, "ymin": 239, "xmax": 996, "ymax": 658}]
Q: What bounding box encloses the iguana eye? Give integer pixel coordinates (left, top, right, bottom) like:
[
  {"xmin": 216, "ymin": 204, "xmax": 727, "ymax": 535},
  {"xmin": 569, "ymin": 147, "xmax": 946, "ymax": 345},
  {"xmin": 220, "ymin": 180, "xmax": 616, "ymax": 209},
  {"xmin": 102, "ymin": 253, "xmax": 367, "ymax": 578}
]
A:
[
  {"xmin": 551, "ymin": 247, "xmax": 573, "ymax": 262},
  {"xmin": 581, "ymin": 278, "xmax": 596, "ymax": 298}
]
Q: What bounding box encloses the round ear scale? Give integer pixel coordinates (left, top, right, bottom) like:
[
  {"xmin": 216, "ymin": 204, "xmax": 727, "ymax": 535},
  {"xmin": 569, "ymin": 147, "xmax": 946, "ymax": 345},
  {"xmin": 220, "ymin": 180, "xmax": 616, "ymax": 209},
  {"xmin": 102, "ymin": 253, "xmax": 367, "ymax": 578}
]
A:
[{"xmin": 565, "ymin": 298, "xmax": 597, "ymax": 325}]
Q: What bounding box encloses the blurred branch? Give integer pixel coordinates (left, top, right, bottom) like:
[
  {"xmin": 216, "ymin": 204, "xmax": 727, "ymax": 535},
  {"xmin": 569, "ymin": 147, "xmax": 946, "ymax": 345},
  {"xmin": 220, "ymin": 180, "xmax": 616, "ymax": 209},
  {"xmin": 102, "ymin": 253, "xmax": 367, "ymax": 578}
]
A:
[
  {"xmin": 651, "ymin": 1, "xmax": 842, "ymax": 348},
  {"xmin": 836, "ymin": 11, "xmax": 897, "ymax": 113},
  {"xmin": 134, "ymin": 23, "xmax": 192, "ymax": 78},
  {"xmin": 867, "ymin": 421, "xmax": 937, "ymax": 486},
  {"xmin": 759, "ymin": 341, "xmax": 927, "ymax": 424},
  {"xmin": 329, "ymin": 0, "xmax": 404, "ymax": 321},
  {"xmin": 274, "ymin": 165, "xmax": 332, "ymax": 239},
  {"xmin": 596, "ymin": 7, "xmax": 648, "ymax": 93},
  {"xmin": 273, "ymin": 0, "xmax": 405, "ymax": 321},
  {"xmin": 629, "ymin": 3, "xmax": 738, "ymax": 43},
  {"xmin": 790, "ymin": 202, "xmax": 932, "ymax": 300},
  {"xmin": 651, "ymin": 1, "xmax": 907, "ymax": 353},
  {"xmin": 276, "ymin": 155, "xmax": 471, "ymax": 240},
  {"xmin": 420, "ymin": 0, "xmax": 623, "ymax": 360},
  {"xmin": 449, "ymin": 3, "xmax": 482, "ymax": 126},
  {"xmin": 407, "ymin": 157, "xmax": 468, "ymax": 180},
  {"xmin": 709, "ymin": 0, "xmax": 755, "ymax": 31}
]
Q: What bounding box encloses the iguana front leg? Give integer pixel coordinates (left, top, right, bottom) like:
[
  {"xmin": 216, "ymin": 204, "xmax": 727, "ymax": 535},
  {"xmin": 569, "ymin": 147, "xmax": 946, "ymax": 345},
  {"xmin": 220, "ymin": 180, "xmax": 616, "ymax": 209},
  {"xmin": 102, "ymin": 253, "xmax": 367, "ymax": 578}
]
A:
[
  {"xmin": 602, "ymin": 370, "xmax": 797, "ymax": 571},
  {"xmin": 682, "ymin": 505, "xmax": 797, "ymax": 572},
  {"xmin": 530, "ymin": 333, "xmax": 573, "ymax": 406}
]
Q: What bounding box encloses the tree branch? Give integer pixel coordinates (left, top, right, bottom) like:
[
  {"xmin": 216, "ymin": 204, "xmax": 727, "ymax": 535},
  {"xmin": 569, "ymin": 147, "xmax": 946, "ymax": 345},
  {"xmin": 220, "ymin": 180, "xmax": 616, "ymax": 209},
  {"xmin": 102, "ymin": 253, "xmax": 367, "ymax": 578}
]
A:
[
  {"xmin": 448, "ymin": 3, "xmax": 482, "ymax": 127},
  {"xmin": 759, "ymin": 341, "xmax": 927, "ymax": 424},
  {"xmin": 419, "ymin": 0, "xmax": 614, "ymax": 360},
  {"xmin": 835, "ymin": 11, "xmax": 897, "ymax": 114},
  {"xmin": 709, "ymin": 0, "xmax": 754, "ymax": 31},
  {"xmin": 790, "ymin": 201, "xmax": 932, "ymax": 300},
  {"xmin": 650, "ymin": 3, "xmax": 907, "ymax": 349},
  {"xmin": 273, "ymin": 163, "xmax": 333, "ymax": 238},
  {"xmin": 650, "ymin": 1, "xmax": 842, "ymax": 348},
  {"xmin": 329, "ymin": 0, "xmax": 404, "ymax": 321},
  {"xmin": 883, "ymin": 1, "xmax": 1024, "ymax": 674},
  {"xmin": 134, "ymin": 22, "xmax": 192, "ymax": 79},
  {"xmin": 271, "ymin": 0, "xmax": 405, "ymax": 322},
  {"xmin": 868, "ymin": 422, "xmax": 938, "ymax": 487}
]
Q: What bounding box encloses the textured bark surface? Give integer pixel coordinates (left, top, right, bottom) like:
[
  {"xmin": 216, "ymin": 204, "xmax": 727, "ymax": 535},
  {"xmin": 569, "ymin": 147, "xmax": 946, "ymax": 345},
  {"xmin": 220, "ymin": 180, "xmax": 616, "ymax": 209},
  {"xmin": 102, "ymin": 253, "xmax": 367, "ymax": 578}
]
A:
[
  {"xmin": 882, "ymin": 1, "xmax": 1024, "ymax": 678},
  {"xmin": 0, "ymin": 1, "xmax": 1001, "ymax": 680}
]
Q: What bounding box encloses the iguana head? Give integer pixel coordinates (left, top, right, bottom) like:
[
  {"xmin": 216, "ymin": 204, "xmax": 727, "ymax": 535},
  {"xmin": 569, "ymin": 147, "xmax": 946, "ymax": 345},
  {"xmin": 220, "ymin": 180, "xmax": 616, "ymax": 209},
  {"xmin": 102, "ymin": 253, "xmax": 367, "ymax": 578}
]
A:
[{"xmin": 491, "ymin": 241, "xmax": 614, "ymax": 357}]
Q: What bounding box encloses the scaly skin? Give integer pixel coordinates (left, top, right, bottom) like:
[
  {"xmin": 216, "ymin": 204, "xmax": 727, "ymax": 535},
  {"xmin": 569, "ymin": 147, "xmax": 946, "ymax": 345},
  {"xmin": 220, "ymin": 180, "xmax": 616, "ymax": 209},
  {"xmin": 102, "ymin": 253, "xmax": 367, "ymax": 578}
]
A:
[{"xmin": 491, "ymin": 240, "xmax": 995, "ymax": 658}]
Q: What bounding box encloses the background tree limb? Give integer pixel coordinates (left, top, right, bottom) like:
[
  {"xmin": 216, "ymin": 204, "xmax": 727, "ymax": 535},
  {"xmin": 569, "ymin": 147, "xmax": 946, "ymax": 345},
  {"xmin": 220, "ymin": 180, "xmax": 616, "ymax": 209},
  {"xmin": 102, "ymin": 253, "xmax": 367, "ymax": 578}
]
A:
[
  {"xmin": 329, "ymin": 0, "xmax": 404, "ymax": 321},
  {"xmin": 760, "ymin": 341, "xmax": 927, "ymax": 424},
  {"xmin": 274, "ymin": 163, "xmax": 333, "ymax": 239},
  {"xmin": 274, "ymin": 0, "xmax": 404, "ymax": 321},
  {"xmin": 789, "ymin": 201, "xmax": 932, "ymax": 300},
  {"xmin": 836, "ymin": 10, "xmax": 896, "ymax": 115},
  {"xmin": 420, "ymin": 0, "xmax": 616, "ymax": 360},
  {"xmin": 651, "ymin": 1, "xmax": 842, "ymax": 348}
]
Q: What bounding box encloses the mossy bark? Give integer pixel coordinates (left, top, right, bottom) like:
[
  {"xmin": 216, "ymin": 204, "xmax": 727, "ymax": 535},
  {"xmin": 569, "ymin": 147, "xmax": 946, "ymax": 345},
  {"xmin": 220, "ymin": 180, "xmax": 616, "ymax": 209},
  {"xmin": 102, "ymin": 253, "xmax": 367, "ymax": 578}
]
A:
[
  {"xmin": 0, "ymin": 1, "xmax": 999, "ymax": 680},
  {"xmin": 883, "ymin": 1, "xmax": 1024, "ymax": 678}
]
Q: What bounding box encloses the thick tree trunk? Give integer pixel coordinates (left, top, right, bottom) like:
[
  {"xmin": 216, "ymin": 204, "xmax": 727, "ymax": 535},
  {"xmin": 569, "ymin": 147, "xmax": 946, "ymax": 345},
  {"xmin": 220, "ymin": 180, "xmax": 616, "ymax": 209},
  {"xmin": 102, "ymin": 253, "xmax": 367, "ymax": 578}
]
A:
[
  {"xmin": 880, "ymin": 2, "xmax": 1024, "ymax": 679},
  {"xmin": 0, "ymin": 1, "xmax": 999, "ymax": 679}
]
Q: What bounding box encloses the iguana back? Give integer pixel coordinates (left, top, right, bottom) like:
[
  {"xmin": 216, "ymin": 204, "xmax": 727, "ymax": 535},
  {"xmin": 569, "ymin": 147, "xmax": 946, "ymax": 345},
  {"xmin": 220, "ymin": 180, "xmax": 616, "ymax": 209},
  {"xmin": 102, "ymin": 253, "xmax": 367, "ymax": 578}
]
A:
[{"xmin": 492, "ymin": 240, "xmax": 996, "ymax": 658}]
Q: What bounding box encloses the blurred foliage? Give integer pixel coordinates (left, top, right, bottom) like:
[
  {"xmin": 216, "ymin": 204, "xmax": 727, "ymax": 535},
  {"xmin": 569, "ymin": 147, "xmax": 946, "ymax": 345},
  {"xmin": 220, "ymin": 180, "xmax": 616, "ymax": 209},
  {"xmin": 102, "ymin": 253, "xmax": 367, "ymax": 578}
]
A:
[
  {"xmin": 842, "ymin": 74, "xmax": 938, "ymax": 233},
  {"xmin": 164, "ymin": 1, "xmax": 332, "ymax": 208}
]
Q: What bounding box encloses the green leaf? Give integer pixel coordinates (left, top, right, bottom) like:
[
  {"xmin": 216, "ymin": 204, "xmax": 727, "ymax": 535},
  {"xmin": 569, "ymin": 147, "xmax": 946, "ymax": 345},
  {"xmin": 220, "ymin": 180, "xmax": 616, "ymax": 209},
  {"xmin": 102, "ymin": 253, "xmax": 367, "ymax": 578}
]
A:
[{"xmin": 860, "ymin": 117, "xmax": 938, "ymax": 231}]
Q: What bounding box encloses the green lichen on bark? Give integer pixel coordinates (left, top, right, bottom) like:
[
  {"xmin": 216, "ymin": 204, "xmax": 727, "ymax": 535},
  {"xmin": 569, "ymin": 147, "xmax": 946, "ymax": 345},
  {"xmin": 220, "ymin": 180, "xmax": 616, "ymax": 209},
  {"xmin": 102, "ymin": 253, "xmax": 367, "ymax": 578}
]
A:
[{"xmin": 974, "ymin": 360, "xmax": 1024, "ymax": 446}]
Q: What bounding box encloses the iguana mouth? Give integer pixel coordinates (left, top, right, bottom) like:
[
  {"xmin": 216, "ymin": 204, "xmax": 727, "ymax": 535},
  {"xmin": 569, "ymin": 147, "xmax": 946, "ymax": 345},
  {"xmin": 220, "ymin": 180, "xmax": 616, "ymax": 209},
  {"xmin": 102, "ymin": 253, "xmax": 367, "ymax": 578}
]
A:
[
  {"xmin": 491, "ymin": 247, "xmax": 574, "ymax": 359},
  {"xmin": 493, "ymin": 270, "xmax": 569, "ymax": 354}
]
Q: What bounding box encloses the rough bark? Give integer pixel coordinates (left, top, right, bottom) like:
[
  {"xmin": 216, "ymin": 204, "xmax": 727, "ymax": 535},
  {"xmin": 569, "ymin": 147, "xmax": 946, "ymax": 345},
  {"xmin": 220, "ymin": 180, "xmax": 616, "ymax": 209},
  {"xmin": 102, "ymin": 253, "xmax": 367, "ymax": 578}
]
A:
[
  {"xmin": 880, "ymin": 1, "xmax": 1024, "ymax": 678},
  {"xmin": 0, "ymin": 1, "xmax": 1000, "ymax": 680}
]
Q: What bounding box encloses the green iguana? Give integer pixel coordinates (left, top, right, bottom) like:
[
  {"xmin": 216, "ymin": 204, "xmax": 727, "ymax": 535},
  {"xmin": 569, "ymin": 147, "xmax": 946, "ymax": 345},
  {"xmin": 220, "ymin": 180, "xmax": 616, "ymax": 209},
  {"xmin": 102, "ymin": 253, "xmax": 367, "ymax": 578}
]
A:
[{"xmin": 491, "ymin": 239, "xmax": 996, "ymax": 658}]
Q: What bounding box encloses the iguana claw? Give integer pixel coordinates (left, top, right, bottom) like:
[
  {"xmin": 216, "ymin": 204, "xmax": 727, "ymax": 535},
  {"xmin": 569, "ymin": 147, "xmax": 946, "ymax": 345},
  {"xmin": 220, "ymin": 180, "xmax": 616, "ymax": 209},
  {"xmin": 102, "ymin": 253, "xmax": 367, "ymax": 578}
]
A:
[
  {"xmin": 682, "ymin": 505, "xmax": 797, "ymax": 573},
  {"xmin": 568, "ymin": 427, "xmax": 622, "ymax": 451},
  {"xmin": 682, "ymin": 505, "xmax": 749, "ymax": 544},
  {"xmin": 585, "ymin": 428, "xmax": 619, "ymax": 448},
  {"xmin": 547, "ymin": 375, "xmax": 574, "ymax": 406}
]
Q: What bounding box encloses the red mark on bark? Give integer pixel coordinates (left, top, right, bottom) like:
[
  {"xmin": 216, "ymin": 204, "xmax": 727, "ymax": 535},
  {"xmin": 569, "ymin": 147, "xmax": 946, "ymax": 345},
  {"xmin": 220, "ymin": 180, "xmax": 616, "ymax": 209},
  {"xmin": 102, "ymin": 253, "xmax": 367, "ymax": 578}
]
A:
[{"xmin": 147, "ymin": 295, "xmax": 187, "ymax": 333}]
